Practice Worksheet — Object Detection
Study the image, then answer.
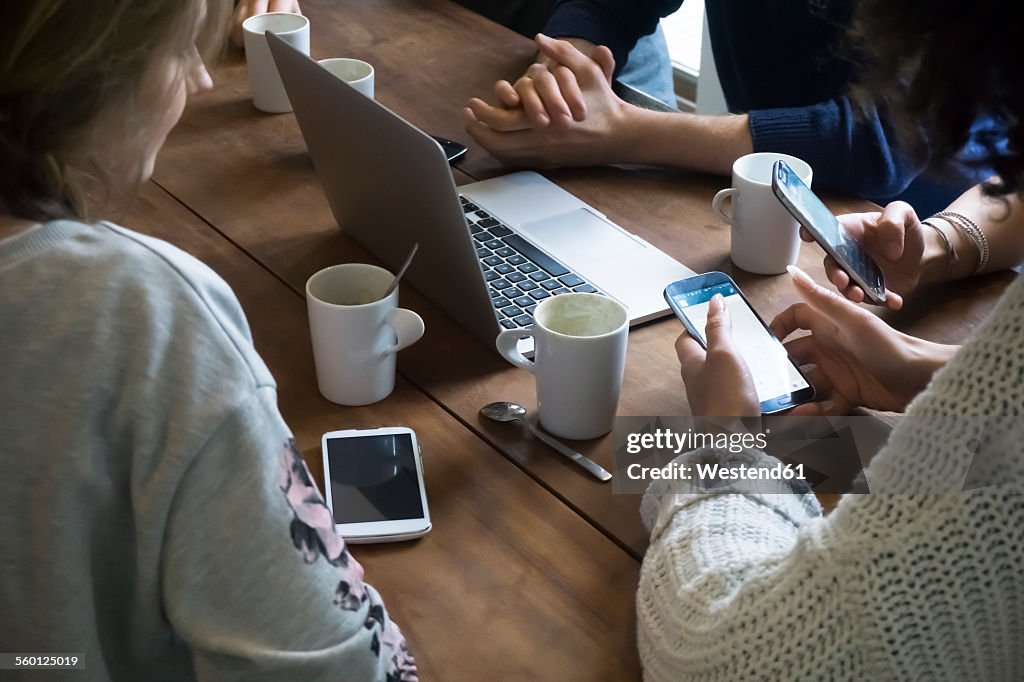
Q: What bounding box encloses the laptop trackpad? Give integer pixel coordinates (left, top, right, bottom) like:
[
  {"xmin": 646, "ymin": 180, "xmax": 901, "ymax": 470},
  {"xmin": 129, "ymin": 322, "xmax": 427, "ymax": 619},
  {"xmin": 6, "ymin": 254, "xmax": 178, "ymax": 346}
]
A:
[
  {"xmin": 518, "ymin": 209, "xmax": 671, "ymax": 299},
  {"xmin": 521, "ymin": 207, "xmax": 644, "ymax": 265}
]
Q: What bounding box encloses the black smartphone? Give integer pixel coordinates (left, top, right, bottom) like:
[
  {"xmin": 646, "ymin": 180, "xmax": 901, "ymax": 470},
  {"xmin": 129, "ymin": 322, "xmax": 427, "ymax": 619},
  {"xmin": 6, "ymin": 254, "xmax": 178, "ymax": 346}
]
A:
[
  {"xmin": 771, "ymin": 159, "xmax": 887, "ymax": 304},
  {"xmin": 431, "ymin": 135, "xmax": 468, "ymax": 164},
  {"xmin": 664, "ymin": 272, "xmax": 815, "ymax": 414}
]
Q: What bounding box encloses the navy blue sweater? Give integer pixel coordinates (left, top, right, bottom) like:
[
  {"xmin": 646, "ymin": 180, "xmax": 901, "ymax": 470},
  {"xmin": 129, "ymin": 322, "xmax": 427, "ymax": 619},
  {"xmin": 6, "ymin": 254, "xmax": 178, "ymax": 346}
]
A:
[{"xmin": 545, "ymin": 0, "xmax": 995, "ymax": 214}]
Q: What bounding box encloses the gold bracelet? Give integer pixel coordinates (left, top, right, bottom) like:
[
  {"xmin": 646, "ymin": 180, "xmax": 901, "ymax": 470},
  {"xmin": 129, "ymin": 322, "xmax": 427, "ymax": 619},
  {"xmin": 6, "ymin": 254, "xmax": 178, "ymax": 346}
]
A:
[
  {"xmin": 933, "ymin": 210, "xmax": 989, "ymax": 275},
  {"xmin": 921, "ymin": 220, "xmax": 957, "ymax": 279}
]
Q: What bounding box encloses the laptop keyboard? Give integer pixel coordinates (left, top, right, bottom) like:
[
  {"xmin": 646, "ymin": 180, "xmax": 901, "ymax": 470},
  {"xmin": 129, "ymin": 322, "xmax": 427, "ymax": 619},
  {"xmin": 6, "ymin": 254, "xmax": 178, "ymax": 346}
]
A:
[{"xmin": 460, "ymin": 196, "xmax": 598, "ymax": 329}]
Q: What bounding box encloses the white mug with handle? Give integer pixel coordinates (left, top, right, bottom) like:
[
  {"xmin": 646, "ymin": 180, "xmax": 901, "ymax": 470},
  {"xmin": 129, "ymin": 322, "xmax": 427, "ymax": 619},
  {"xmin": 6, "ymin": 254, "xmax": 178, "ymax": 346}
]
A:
[
  {"xmin": 712, "ymin": 152, "xmax": 813, "ymax": 275},
  {"xmin": 306, "ymin": 264, "xmax": 424, "ymax": 406},
  {"xmin": 496, "ymin": 293, "xmax": 628, "ymax": 440}
]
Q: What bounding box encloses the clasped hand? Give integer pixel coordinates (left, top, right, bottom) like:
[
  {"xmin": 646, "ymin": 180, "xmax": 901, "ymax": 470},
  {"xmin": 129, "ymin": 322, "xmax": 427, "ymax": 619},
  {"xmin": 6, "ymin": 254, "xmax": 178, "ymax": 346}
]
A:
[{"xmin": 463, "ymin": 34, "xmax": 631, "ymax": 167}]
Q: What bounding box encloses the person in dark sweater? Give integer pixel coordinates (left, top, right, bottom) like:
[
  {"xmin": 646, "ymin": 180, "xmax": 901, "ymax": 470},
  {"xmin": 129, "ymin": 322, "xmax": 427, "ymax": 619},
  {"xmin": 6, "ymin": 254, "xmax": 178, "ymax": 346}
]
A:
[
  {"xmin": 454, "ymin": 0, "xmax": 676, "ymax": 107},
  {"xmin": 465, "ymin": 0, "xmax": 1001, "ymax": 215}
]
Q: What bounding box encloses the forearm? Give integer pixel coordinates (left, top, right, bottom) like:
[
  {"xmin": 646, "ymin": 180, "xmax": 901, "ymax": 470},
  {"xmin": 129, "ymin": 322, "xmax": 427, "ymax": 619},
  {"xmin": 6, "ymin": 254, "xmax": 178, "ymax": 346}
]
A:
[
  {"xmin": 616, "ymin": 107, "xmax": 752, "ymax": 175},
  {"xmin": 168, "ymin": 394, "xmax": 414, "ymax": 680},
  {"xmin": 919, "ymin": 184, "xmax": 1024, "ymax": 286}
]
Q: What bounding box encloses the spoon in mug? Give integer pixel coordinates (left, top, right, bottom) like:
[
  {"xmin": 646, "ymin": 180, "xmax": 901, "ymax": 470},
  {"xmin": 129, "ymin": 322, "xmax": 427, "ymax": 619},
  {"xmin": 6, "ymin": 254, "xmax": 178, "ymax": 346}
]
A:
[
  {"xmin": 383, "ymin": 242, "xmax": 419, "ymax": 299},
  {"xmin": 479, "ymin": 401, "xmax": 612, "ymax": 481}
]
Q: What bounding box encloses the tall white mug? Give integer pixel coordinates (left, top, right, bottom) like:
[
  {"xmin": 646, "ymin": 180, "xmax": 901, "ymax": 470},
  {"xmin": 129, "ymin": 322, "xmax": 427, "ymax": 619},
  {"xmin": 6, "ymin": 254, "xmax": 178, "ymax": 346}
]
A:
[
  {"xmin": 306, "ymin": 264, "xmax": 424, "ymax": 406},
  {"xmin": 242, "ymin": 12, "xmax": 310, "ymax": 113},
  {"xmin": 496, "ymin": 293, "xmax": 628, "ymax": 440},
  {"xmin": 712, "ymin": 152, "xmax": 813, "ymax": 275},
  {"xmin": 318, "ymin": 58, "xmax": 375, "ymax": 99}
]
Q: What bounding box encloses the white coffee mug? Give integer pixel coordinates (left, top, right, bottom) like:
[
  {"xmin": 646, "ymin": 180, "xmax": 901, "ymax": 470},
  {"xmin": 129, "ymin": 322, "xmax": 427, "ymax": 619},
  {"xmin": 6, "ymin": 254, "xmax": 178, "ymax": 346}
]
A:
[
  {"xmin": 242, "ymin": 12, "xmax": 310, "ymax": 113},
  {"xmin": 496, "ymin": 293, "xmax": 628, "ymax": 440},
  {"xmin": 712, "ymin": 152, "xmax": 813, "ymax": 275},
  {"xmin": 318, "ymin": 58, "xmax": 374, "ymax": 99},
  {"xmin": 306, "ymin": 264, "xmax": 424, "ymax": 406}
]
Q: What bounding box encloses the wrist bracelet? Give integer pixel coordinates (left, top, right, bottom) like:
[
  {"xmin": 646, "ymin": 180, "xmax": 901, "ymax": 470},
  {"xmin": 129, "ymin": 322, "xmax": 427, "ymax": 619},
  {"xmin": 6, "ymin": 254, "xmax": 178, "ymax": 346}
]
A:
[
  {"xmin": 921, "ymin": 220, "xmax": 957, "ymax": 279},
  {"xmin": 933, "ymin": 211, "xmax": 989, "ymax": 274},
  {"xmin": 932, "ymin": 211, "xmax": 990, "ymax": 275}
]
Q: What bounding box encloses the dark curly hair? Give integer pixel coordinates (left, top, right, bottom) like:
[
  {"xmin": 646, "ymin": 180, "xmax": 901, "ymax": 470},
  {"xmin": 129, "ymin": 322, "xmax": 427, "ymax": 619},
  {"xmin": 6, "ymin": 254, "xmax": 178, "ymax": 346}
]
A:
[{"xmin": 850, "ymin": 0, "xmax": 1022, "ymax": 197}]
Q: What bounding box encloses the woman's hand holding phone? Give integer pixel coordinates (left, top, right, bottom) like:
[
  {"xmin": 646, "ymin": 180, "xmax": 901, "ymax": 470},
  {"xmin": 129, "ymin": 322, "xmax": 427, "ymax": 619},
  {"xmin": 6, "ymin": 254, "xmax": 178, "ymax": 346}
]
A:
[
  {"xmin": 771, "ymin": 266, "xmax": 957, "ymax": 415},
  {"xmin": 672, "ymin": 266, "xmax": 956, "ymax": 418},
  {"xmin": 805, "ymin": 201, "xmax": 929, "ymax": 310},
  {"xmin": 674, "ymin": 294, "xmax": 761, "ymax": 417}
]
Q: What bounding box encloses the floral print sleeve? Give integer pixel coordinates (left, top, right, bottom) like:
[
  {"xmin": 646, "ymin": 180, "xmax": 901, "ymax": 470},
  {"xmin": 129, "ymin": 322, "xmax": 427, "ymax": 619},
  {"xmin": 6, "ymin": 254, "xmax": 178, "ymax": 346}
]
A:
[
  {"xmin": 279, "ymin": 441, "xmax": 418, "ymax": 681},
  {"xmin": 162, "ymin": 389, "xmax": 418, "ymax": 682}
]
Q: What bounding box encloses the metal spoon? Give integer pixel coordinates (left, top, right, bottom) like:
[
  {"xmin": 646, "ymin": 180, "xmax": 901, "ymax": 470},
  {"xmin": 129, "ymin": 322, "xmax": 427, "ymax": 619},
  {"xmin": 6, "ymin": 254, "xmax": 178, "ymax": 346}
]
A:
[
  {"xmin": 479, "ymin": 401, "xmax": 612, "ymax": 482},
  {"xmin": 383, "ymin": 242, "xmax": 419, "ymax": 299}
]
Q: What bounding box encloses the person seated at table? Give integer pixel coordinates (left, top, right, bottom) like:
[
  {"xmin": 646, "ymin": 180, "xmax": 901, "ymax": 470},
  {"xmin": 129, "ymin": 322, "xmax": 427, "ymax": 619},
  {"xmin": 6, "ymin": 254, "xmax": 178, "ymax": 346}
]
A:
[
  {"xmin": 453, "ymin": 0, "xmax": 676, "ymax": 108},
  {"xmin": 0, "ymin": 2, "xmax": 414, "ymax": 680},
  {"xmin": 637, "ymin": 0, "xmax": 1024, "ymax": 677},
  {"xmin": 230, "ymin": 0, "xmax": 302, "ymax": 45},
  {"xmin": 464, "ymin": 0, "xmax": 1004, "ymax": 216}
]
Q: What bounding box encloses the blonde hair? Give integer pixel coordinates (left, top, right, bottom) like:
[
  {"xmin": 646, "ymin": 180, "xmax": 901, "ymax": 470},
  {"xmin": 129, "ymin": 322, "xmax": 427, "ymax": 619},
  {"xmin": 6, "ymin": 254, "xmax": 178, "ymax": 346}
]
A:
[{"xmin": 0, "ymin": 1, "xmax": 229, "ymax": 221}]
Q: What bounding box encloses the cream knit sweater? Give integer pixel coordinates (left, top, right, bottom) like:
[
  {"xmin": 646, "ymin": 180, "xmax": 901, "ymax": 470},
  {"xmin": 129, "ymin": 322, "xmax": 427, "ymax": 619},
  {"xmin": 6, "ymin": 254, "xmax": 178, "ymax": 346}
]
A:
[{"xmin": 638, "ymin": 276, "xmax": 1024, "ymax": 681}]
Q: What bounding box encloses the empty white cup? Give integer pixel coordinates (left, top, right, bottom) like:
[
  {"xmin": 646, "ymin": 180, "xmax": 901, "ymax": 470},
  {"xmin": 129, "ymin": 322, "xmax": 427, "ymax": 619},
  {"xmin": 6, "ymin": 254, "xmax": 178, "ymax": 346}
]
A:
[
  {"xmin": 306, "ymin": 264, "xmax": 424, "ymax": 406},
  {"xmin": 243, "ymin": 12, "xmax": 310, "ymax": 113},
  {"xmin": 318, "ymin": 58, "xmax": 375, "ymax": 99}
]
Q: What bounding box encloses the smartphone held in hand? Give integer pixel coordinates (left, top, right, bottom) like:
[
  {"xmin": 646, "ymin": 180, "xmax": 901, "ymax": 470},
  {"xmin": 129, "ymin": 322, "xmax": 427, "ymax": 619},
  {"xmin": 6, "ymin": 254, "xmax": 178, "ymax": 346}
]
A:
[
  {"xmin": 664, "ymin": 272, "xmax": 815, "ymax": 414},
  {"xmin": 772, "ymin": 160, "xmax": 888, "ymax": 304}
]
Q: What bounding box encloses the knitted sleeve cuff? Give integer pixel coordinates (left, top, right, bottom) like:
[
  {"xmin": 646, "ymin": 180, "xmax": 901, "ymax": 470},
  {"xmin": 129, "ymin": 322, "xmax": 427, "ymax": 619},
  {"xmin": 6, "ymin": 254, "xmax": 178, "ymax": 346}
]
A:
[
  {"xmin": 641, "ymin": 447, "xmax": 822, "ymax": 539},
  {"xmin": 747, "ymin": 106, "xmax": 835, "ymax": 170}
]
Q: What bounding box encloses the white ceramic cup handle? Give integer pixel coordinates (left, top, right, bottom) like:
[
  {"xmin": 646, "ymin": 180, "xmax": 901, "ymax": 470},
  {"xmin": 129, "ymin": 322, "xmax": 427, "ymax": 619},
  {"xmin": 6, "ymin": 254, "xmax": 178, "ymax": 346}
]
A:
[
  {"xmin": 711, "ymin": 187, "xmax": 737, "ymax": 224},
  {"xmin": 382, "ymin": 308, "xmax": 424, "ymax": 355},
  {"xmin": 495, "ymin": 329, "xmax": 536, "ymax": 373}
]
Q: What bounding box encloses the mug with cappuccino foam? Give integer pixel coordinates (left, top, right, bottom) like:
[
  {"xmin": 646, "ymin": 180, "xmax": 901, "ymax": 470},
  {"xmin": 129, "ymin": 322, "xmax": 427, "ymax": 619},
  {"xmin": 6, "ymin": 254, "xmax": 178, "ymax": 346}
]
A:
[{"xmin": 495, "ymin": 293, "xmax": 628, "ymax": 440}]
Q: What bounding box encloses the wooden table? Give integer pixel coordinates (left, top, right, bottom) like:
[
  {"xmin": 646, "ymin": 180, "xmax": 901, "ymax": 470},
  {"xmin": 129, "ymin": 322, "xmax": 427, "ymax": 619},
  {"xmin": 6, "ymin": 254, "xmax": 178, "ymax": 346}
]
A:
[{"xmin": 139, "ymin": 0, "xmax": 1015, "ymax": 677}]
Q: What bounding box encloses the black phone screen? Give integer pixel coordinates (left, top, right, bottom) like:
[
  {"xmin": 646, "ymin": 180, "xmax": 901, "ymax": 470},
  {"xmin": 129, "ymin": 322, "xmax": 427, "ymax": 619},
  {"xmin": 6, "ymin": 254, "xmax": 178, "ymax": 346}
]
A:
[{"xmin": 325, "ymin": 433, "xmax": 424, "ymax": 523}]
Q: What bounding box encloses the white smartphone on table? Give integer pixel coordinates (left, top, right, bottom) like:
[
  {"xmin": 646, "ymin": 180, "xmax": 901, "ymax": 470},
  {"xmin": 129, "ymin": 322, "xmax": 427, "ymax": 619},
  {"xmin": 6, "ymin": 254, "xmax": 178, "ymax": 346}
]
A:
[
  {"xmin": 321, "ymin": 426, "xmax": 431, "ymax": 543},
  {"xmin": 664, "ymin": 272, "xmax": 815, "ymax": 414}
]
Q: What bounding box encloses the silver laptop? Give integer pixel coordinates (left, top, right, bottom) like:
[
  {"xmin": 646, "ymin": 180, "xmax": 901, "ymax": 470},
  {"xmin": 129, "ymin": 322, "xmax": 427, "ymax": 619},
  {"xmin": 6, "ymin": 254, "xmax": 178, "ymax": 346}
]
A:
[{"xmin": 267, "ymin": 33, "xmax": 693, "ymax": 351}]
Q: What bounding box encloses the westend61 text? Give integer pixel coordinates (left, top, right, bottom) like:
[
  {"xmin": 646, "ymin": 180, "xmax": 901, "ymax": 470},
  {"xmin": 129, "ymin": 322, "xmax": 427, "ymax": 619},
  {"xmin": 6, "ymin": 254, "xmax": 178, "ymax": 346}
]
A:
[
  {"xmin": 627, "ymin": 461, "xmax": 806, "ymax": 482},
  {"xmin": 624, "ymin": 428, "xmax": 768, "ymax": 455}
]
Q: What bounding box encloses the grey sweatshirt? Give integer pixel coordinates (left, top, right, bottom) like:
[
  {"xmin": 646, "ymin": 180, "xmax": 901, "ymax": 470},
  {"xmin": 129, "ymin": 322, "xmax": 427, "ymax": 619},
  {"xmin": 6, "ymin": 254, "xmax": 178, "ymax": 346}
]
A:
[{"xmin": 0, "ymin": 220, "xmax": 417, "ymax": 681}]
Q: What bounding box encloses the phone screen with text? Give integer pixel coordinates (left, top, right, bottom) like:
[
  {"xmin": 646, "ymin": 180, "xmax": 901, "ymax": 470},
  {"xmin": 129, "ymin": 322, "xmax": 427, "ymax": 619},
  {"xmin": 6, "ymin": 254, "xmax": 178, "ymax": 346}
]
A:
[{"xmin": 670, "ymin": 281, "xmax": 809, "ymax": 403}]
